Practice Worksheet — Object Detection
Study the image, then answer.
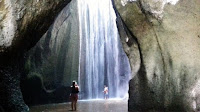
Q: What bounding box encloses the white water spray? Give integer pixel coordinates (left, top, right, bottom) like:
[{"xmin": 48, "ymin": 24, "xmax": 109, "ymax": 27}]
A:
[{"xmin": 78, "ymin": 0, "xmax": 131, "ymax": 99}]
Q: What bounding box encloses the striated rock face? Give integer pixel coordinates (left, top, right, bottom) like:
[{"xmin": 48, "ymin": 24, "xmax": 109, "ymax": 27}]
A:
[
  {"xmin": 22, "ymin": 0, "xmax": 79, "ymax": 105},
  {"xmin": 0, "ymin": 0, "xmax": 71, "ymax": 111},
  {"xmin": 0, "ymin": 0, "xmax": 70, "ymax": 53},
  {"xmin": 113, "ymin": 0, "xmax": 200, "ymax": 111}
]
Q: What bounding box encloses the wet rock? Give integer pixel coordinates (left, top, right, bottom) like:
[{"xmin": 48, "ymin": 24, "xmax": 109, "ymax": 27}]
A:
[
  {"xmin": 21, "ymin": 0, "xmax": 79, "ymax": 105},
  {"xmin": 0, "ymin": 0, "xmax": 71, "ymax": 52},
  {"xmin": 113, "ymin": 0, "xmax": 200, "ymax": 111},
  {"xmin": 0, "ymin": 0, "xmax": 71, "ymax": 111}
]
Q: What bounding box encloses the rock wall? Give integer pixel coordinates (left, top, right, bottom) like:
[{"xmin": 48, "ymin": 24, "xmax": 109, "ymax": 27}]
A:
[
  {"xmin": 0, "ymin": 0, "xmax": 70, "ymax": 53},
  {"xmin": 22, "ymin": 0, "xmax": 79, "ymax": 105},
  {"xmin": 113, "ymin": 0, "xmax": 200, "ymax": 111},
  {"xmin": 0, "ymin": 0, "xmax": 71, "ymax": 111}
]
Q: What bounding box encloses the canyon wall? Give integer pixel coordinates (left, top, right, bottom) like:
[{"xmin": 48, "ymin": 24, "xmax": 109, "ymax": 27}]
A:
[
  {"xmin": 113, "ymin": 0, "xmax": 200, "ymax": 111},
  {"xmin": 22, "ymin": 0, "xmax": 79, "ymax": 105},
  {"xmin": 0, "ymin": 0, "xmax": 71, "ymax": 111}
]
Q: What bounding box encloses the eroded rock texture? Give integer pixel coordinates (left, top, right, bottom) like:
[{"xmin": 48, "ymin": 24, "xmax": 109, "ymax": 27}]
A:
[
  {"xmin": 0, "ymin": 0, "xmax": 71, "ymax": 111},
  {"xmin": 21, "ymin": 0, "xmax": 79, "ymax": 105},
  {"xmin": 113, "ymin": 0, "xmax": 200, "ymax": 111}
]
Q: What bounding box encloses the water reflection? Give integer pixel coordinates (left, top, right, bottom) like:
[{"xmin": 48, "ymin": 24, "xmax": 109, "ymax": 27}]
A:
[
  {"xmin": 78, "ymin": 99, "xmax": 128, "ymax": 112},
  {"xmin": 30, "ymin": 99, "xmax": 128, "ymax": 112}
]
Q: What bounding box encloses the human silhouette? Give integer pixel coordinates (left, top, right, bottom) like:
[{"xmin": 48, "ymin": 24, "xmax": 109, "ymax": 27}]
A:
[
  {"xmin": 70, "ymin": 81, "xmax": 79, "ymax": 111},
  {"xmin": 103, "ymin": 85, "xmax": 108, "ymax": 99}
]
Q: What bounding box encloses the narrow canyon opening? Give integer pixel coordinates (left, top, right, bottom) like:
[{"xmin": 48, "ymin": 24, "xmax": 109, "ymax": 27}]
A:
[{"xmin": 21, "ymin": 0, "xmax": 131, "ymax": 107}]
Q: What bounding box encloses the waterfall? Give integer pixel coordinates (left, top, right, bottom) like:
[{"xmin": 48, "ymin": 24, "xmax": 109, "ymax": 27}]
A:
[{"xmin": 78, "ymin": 0, "xmax": 131, "ymax": 99}]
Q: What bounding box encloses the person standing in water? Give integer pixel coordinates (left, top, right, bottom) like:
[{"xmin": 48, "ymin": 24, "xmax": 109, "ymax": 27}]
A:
[
  {"xmin": 103, "ymin": 85, "xmax": 108, "ymax": 99},
  {"xmin": 70, "ymin": 81, "xmax": 79, "ymax": 111}
]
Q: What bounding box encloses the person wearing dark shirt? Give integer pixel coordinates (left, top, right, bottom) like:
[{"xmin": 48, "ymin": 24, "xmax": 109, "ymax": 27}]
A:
[{"xmin": 70, "ymin": 81, "xmax": 79, "ymax": 111}]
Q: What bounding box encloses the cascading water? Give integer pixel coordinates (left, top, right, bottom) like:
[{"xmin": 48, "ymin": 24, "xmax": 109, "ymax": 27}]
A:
[{"xmin": 78, "ymin": 0, "xmax": 131, "ymax": 99}]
